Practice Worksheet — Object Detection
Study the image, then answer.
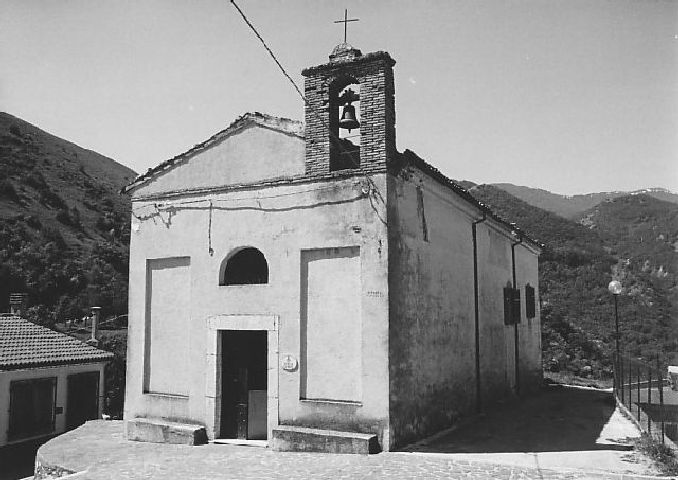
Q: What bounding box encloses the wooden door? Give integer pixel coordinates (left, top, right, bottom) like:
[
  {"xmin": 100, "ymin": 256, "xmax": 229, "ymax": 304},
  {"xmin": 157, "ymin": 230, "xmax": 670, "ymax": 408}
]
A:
[
  {"xmin": 220, "ymin": 330, "xmax": 267, "ymax": 439},
  {"xmin": 66, "ymin": 372, "xmax": 100, "ymax": 430}
]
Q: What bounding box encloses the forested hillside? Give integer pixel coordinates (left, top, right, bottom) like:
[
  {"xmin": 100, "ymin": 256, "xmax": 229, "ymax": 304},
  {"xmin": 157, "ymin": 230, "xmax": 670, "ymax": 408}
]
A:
[
  {"xmin": 583, "ymin": 195, "xmax": 678, "ymax": 361},
  {"xmin": 469, "ymin": 185, "xmax": 678, "ymax": 376},
  {"xmin": 0, "ymin": 112, "xmax": 135, "ymax": 324}
]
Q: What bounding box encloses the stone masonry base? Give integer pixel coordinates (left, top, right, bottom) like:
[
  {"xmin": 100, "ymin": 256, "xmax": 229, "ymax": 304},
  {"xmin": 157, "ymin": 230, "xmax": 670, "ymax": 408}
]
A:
[
  {"xmin": 126, "ymin": 418, "xmax": 208, "ymax": 446},
  {"xmin": 271, "ymin": 425, "xmax": 380, "ymax": 454}
]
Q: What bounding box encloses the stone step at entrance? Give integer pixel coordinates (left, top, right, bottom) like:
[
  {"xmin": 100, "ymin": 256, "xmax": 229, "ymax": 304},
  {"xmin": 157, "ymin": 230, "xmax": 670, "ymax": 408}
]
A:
[
  {"xmin": 126, "ymin": 418, "xmax": 208, "ymax": 445},
  {"xmin": 212, "ymin": 438, "xmax": 267, "ymax": 448},
  {"xmin": 271, "ymin": 425, "xmax": 380, "ymax": 454}
]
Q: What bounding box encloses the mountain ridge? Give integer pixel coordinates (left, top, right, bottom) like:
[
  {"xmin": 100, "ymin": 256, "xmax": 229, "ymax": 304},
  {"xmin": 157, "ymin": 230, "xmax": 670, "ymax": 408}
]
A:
[{"xmin": 483, "ymin": 182, "xmax": 678, "ymax": 220}]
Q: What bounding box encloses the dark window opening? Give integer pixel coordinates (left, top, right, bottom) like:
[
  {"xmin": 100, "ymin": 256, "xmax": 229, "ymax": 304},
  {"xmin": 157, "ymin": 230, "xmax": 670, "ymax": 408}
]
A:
[
  {"xmin": 416, "ymin": 186, "xmax": 429, "ymax": 242},
  {"xmin": 503, "ymin": 286, "xmax": 513, "ymax": 325},
  {"xmin": 503, "ymin": 286, "xmax": 521, "ymax": 325},
  {"xmin": 525, "ymin": 283, "xmax": 536, "ymax": 319},
  {"xmin": 222, "ymin": 248, "xmax": 268, "ymax": 285}
]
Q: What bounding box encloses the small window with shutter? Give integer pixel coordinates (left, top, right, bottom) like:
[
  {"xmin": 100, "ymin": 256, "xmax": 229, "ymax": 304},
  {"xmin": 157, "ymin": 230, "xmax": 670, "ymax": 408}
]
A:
[
  {"xmin": 512, "ymin": 288, "xmax": 522, "ymax": 324},
  {"xmin": 525, "ymin": 283, "xmax": 536, "ymax": 319},
  {"xmin": 503, "ymin": 286, "xmax": 513, "ymax": 325},
  {"xmin": 504, "ymin": 285, "xmax": 522, "ymax": 325}
]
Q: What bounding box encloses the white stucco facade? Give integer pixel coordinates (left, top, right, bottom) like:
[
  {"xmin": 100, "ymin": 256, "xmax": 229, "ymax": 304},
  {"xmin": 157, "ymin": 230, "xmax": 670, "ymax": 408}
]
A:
[
  {"xmin": 125, "ymin": 161, "xmax": 392, "ymax": 444},
  {"xmin": 124, "ymin": 122, "xmax": 541, "ymax": 451},
  {"xmin": 123, "ymin": 47, "xmax": 542, "ymax": 452}
]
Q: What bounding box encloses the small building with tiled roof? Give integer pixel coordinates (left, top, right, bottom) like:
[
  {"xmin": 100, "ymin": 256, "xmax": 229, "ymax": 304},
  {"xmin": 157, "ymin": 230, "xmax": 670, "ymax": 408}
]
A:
[
  {"xmin": 123, "ymin": 43, "xmax": 542, "ymax": 453},
  {"xmin": 0, "ymin": 315, "xmax": 113, "ymax": 447}
]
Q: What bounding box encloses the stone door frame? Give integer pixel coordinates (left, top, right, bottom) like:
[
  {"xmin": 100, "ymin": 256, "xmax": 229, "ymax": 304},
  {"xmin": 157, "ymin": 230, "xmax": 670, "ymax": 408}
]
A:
[{"xmin": 205, "ymin": 314, "xmax": 279, "ymax": 441}]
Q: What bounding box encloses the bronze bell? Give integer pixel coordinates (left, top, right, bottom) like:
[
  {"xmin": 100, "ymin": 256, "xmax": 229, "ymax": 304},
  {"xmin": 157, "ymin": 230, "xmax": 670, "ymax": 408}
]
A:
[{"xmin": 339, "ymin": 104, "xmax": 360, "ymax": 132}]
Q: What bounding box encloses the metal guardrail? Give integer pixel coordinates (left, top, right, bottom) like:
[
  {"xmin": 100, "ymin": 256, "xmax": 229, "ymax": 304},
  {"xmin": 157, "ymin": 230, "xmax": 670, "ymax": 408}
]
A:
[{"xmin": 614, "ymin": 353, "xmax": 675, "ymax": 446}]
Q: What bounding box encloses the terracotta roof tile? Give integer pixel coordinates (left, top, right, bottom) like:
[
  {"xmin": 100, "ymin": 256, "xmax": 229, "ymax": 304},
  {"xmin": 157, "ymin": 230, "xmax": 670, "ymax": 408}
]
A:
[{"xmin": 0, "ymin": 315, "xmax": 113, "ymax": 370}]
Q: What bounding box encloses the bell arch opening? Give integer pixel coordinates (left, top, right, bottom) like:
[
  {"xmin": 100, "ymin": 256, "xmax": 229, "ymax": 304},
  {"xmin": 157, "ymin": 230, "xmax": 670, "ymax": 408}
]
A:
[
  {"xmin": 220, "ymin": 247, "xmax": 269, "ymax": 286},
  {"xmin": 329, "ymin": 77, "xmax": 361, "ymax": 171}
]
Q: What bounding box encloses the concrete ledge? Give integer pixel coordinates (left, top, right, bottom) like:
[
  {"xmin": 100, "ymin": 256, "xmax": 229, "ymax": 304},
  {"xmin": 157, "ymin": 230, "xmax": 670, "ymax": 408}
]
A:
[
  {"xmin": 271, "ymin": 425, "xmax": 380, "ymax": 454},
  {"xmin": 126, "ymin": 418, "xmax": 208, "ymax": 445}
]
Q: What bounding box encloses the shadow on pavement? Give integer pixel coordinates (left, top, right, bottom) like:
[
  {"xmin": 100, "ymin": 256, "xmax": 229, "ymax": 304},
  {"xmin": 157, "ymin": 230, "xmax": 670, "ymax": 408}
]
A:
[
  {"xmin": 0, "ymin": 438, "xmax": 46, "ymax": 480},
  {"xmin": 404, "ymin": 385, "xmax": 634, "ymax": 454}
]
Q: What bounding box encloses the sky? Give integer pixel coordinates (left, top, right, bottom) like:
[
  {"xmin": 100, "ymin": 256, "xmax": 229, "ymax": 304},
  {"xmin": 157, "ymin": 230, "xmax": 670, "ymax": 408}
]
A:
[{"xmin": 1, "ymin": 0, "xmax": 676, "ymax": 195}]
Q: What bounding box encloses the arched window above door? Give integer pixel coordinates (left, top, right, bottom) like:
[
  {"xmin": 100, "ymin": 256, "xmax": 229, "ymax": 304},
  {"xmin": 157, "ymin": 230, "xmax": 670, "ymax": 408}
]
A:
[{"xmin": 220, "ymin": 247, "xmax": 268, "ymax": 286}]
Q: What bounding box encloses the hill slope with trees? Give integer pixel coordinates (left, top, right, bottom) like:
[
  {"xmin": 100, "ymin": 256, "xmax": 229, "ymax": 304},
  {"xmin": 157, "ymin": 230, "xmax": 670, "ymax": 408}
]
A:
[
  {"xmin": 0, "ymin": 112, "xmax": 135, "ymax": 322},
  {"xmin": 582, "ymin": 194, "xmax": 678, "ymax": 361}
]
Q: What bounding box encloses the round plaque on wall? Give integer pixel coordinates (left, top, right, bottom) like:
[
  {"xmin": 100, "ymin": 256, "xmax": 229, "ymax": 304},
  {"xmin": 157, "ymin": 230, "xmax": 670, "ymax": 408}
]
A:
[{"xmin": 281, "ymin": 354, "xmax": 298, "ymax": 372}]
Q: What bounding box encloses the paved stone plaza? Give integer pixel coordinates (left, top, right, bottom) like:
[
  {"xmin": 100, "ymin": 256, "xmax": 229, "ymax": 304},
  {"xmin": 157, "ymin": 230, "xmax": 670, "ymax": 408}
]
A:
[
  {"xmin": 34, "ymin": 386, "xmax": 670, "ymax": 480},
  {"xmin": 34, "ymin": 422, "xmax": 659, "ymax": 480}
]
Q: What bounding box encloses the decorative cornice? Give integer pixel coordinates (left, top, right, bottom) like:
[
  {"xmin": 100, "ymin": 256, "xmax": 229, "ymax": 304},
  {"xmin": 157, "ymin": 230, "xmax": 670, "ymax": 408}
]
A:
[{"xmin": 302, "ymin": 51, "xmax": 396, "ymax": 77}]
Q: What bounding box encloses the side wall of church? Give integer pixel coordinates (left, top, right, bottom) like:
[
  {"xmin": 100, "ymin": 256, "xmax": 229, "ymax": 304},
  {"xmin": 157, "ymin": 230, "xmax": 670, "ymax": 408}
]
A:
[
  {"xmin": 514, "ymin": 244, "xmax": 542, "ymax": 393},
  {"xmin": 387, "ymin": 170, "xmax": 477, "ymax": 447},
  {"xmin": 475, "ymin": 224, "xmax": 514, "ymax": 400},
  {"xmin": 124, "ymin": 174, "xmax": 392, "ymax": 447},
  {"xmin": 475, "ymin": 221, "xmax": 542, "ymax": 400},
  {"xmin": 386, "ymin": 168, "xmax": 541, "ymax": 448}
]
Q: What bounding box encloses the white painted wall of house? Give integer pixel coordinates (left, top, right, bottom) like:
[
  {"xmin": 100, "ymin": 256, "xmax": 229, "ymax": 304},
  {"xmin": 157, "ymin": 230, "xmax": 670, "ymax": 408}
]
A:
[{"xmin": 0, "ymin": 362, "xmax": 106, "ymax": 447}]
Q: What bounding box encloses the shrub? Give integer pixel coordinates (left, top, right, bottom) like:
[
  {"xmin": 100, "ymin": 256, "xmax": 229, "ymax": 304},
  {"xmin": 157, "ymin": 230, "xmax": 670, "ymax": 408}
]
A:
[
  {"xmin": 98, "ymin": 332, "xmax": 127, "ymax": 418},
  {"xmin": 55, "ymin": 208, "xmax": 81, "ymax": 228},
  {"xmin": 24, "ymin": 305, "xmax": 54, "ymax": 327},
  {"xmin": 0, "ymin": 179, "xmax": 20, "ymax": 203},
  {"xmin": 39, "ymin": 188, "xmax": 66, "ymax": 209},
  {"xmin": 41, "ymin": 227, "xmax": 67, "ymax": 250},
  {"xmin": 55, "ymin": 209, "xmax": 71, "ymax": 225},
  {"xmin": 635, "ymin": 433, "xmax": 678, "ymax": 475},
  {"xmin": 24, "ymin": 171, "xmax": 47, "ymax": 189},
  {"xmin": 25, "ymin": 215, "xmax": 41, "ymax": 229}
]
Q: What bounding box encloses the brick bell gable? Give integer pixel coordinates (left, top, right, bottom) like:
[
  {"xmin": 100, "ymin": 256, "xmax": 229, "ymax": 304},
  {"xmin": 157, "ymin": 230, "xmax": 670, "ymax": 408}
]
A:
[{"xmin": 302, "ymin": 45, "xmax": 396, "ymax": 177}]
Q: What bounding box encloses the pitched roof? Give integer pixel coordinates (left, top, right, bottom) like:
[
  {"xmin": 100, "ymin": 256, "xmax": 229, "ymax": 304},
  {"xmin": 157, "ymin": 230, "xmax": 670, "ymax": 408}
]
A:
[
  {"xmin": 122, "ymin": 112, "xmax": 303, "ymax": 194},
  {"xmin": 396, "ymin": 149, "xmax": 543, "ymax": 251},
  {"xmin": 0, "ymin": 315, "xmax": 113, "ymax": 371},
  {"xmin": 121, "ymin": 110, "xmax": 541, "ymax": 251}
]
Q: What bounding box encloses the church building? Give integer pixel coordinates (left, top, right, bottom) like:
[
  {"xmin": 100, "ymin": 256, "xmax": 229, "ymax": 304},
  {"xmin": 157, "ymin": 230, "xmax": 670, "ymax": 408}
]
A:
[{"xmin": 122, "ymin": 43, "xmax": 542, "ymax": 453}]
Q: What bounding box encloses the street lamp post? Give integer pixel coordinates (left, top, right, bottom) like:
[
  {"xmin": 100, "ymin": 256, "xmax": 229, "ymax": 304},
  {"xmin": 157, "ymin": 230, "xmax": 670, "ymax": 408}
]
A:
[
  {"xmin": 608, "ymin": 280, "xmax": 622, "ymax": 357},
  {"xmin": 608, "ymin": 280, "xmax": 622, "ymax": 400}
]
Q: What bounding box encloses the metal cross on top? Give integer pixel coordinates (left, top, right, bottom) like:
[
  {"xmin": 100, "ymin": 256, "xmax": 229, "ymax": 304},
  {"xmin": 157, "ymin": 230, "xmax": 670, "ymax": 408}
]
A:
[{"xmin": 334, "ymin": 9, "xmax": 359, "ymax": 43}]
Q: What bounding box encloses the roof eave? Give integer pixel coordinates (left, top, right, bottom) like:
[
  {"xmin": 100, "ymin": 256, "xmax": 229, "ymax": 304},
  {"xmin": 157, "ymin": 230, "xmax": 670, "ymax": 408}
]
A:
[
  {"xmin": 396, "ymin": 149, "xmax": 544, "ymax": 253},
  {"xmin": 0, "ymin": 355, "xmax": 113, "ymax": 371}
]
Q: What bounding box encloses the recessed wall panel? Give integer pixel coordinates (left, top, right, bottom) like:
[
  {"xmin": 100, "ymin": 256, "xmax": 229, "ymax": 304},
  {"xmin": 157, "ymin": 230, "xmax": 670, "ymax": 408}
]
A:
[
  {"xmin": 300, "ymin": 247, "xmax": 361, "ymax": 402},
  {"xmin": 144, "ymin": 257, "xmax": 191, "ymax": 396}
]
